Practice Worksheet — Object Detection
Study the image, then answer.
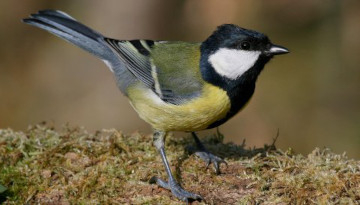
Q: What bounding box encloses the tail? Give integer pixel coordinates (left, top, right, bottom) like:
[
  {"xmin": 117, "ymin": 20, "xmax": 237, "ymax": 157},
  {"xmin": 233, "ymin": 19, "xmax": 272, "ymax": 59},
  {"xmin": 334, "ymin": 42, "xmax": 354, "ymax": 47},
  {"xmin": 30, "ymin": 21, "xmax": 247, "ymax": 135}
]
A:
[
  {"xmin": 23, "ymin": 10, "xmax": 120, "ymax": 72},
  {"xmin": 23, "ymin": 10, "xmax": 138, "ymax": 93}
]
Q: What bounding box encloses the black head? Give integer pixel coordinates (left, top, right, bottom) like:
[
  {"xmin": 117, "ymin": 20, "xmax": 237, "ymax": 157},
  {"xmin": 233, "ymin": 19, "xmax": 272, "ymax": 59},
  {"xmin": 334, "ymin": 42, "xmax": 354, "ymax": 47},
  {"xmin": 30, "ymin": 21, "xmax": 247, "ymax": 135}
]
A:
[
  {"xmin": 201, "ymin": 24, "xmax": 288, "ymax": 57},
  {"xmin": 200, "ymin": 24, "xmax": 288, "ymax": 89},
  {"xmin": 200, "ymin": 24, "xmax": 289, "ymax": 128}
]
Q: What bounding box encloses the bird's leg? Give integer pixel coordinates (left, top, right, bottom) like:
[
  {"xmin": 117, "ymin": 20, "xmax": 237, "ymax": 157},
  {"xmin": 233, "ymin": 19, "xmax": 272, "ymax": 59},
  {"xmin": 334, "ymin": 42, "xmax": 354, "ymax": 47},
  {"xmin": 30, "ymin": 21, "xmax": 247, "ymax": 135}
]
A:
[
  {"xmin": 191, "ymin": 132, "xmax": 227, "ymax": 174},
  {"xmin": 149, "ymin": 130, "xmax": 203, "ymax": 202}
]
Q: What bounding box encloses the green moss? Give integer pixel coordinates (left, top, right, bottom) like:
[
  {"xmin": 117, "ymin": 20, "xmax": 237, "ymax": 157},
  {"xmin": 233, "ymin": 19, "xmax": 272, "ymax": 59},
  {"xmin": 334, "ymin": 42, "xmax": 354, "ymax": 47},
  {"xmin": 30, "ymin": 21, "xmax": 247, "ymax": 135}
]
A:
[
  {"xmin": 0, "ymin": 124, "xmax": 359, "ymax": 204},
  {"xmin": 0, "ymin": 184, "xmax": 6, "ymax": 194}
]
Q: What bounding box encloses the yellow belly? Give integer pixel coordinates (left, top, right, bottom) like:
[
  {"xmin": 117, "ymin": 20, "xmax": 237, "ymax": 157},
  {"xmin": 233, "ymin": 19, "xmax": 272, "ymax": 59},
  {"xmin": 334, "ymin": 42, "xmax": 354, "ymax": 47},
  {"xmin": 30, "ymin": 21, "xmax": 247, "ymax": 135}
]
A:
[{"xmin": 127, "ymin": 83, "xmax": 231, "ymax": 132}]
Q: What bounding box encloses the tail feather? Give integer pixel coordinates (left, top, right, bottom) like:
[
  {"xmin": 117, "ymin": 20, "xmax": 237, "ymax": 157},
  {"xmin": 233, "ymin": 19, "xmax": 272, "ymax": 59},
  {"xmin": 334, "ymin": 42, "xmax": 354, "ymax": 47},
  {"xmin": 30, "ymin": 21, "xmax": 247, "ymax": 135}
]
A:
[
  {"xmin": 23, "ymin": 10, "xmax": 136, "ymax": 94},
  {"xmin": 37, "ymin": 10, "xmax": 76, "ymax": 20},
  {"xmin": 29, "ymin": 12, "xmax": 101, "ymax": 41},
  {"xmin": 23, "ymin": 10, "xmax": 114, "ymax": 62}
]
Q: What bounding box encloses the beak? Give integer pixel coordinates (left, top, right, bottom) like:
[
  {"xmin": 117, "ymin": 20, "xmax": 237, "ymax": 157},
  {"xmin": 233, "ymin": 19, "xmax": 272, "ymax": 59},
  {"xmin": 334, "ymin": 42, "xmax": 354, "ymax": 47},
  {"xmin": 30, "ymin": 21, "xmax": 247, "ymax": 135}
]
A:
[{"xmin": 266, "ymin": 44, "xmax": 289, "ymax": 56}]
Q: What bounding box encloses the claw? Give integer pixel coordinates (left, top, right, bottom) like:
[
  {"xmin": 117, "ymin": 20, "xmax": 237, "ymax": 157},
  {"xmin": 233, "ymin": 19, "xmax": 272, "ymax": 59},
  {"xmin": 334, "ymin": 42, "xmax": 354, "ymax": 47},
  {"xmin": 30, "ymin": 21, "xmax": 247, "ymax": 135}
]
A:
[
  {"xmin": 213, "ymin": 158, "xmax": 228, "ymax": 174},
  {"xmin": 150, "ymin": 176, "xmax": 203, "ymax": 202},
  {"xmin": 195, "ymin": 151, "xmax": 227, "ymax": 174},
  {"xmin": 191, "ymin": 132, "xmax": 227, "ymax": 174},
  {"xmin": 214, "ymin": 162, "xmax": 220, "ymax": 174},
  {"xmin": 205, "ymin": 159, "xmax": 211, "ymax": 169}
]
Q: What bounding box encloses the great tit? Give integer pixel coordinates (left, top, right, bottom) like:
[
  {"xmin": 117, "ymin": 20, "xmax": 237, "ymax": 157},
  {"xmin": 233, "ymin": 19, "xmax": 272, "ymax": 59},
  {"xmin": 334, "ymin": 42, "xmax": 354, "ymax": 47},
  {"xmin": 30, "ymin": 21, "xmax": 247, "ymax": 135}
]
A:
[{"xmin": 23, "ymin": 10, "xmax": 289, "ymax": 202}]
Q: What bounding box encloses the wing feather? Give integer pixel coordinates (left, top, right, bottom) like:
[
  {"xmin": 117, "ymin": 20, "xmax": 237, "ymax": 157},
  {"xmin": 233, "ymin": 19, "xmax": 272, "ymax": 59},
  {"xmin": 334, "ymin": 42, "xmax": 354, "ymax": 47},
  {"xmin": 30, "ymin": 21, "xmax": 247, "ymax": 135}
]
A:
[
  {"xmin": 105, "ymin": 38, "xmax": 154, "ymax": 88},
  {"xmin": 105, "ymin": 39, "xmax": 203, "ymax": 105}
]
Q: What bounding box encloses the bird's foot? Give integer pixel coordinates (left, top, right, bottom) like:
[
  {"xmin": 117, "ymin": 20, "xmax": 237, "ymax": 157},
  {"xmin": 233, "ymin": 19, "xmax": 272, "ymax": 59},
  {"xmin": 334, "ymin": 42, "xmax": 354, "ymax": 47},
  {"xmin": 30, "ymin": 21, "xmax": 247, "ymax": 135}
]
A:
[
  {"xmin": 192, "ymin": 148, "xmax": 227, "ymax": 175},
  {"xmin": 149, "ymin": 176, "xmax": 203, "ymax": 203},
  {"xmin": 190, "ymin": 133, "xmax": 227, "ymax": 174}
]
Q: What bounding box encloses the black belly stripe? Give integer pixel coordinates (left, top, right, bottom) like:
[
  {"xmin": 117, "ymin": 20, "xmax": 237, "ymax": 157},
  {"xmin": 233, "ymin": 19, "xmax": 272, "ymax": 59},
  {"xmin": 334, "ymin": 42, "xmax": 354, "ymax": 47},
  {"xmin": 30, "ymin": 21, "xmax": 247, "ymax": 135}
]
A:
[{"xmin": 207, "ymin": 83, "xmax": 255, "ymax": 129}]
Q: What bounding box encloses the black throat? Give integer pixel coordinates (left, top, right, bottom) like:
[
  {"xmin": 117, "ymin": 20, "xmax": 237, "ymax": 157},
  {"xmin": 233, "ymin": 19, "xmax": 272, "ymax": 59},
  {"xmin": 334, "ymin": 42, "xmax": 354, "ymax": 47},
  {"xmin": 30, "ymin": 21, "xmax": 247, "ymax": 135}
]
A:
[{"xmin": 200, "ymin": 50, "xmax": 272, "ymax": 128}]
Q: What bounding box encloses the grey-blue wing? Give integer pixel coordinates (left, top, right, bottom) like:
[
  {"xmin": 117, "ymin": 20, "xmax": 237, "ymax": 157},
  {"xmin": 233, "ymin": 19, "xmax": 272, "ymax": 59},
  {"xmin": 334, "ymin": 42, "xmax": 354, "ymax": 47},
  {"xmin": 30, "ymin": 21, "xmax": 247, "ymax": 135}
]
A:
[
  {"xmin": 24, "ymin": 10, "xmax": 202, "ymax": 103},
  {"xmin": 105, "ymin": 39, "xmax": 203, "ymax": 105},
  {"xmin": 104, "ymin": 38, "xmax": 155, "ymax": 89}
]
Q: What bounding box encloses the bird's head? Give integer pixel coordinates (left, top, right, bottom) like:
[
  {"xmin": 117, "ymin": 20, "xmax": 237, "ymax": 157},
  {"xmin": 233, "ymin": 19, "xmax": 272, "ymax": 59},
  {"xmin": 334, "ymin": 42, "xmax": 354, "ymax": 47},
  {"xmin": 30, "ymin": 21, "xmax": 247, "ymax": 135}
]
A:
[{"xmin": 200, "ymin": 24, "xmax": 288, "ymax": 85}]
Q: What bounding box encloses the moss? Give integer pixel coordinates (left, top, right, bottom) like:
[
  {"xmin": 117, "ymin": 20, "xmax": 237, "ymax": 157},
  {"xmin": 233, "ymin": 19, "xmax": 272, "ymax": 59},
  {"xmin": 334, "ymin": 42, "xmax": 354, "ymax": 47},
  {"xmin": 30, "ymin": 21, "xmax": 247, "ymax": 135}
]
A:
[{"xmin": 0, "ymin": 124, "xmax": 359, "ymax": 204}]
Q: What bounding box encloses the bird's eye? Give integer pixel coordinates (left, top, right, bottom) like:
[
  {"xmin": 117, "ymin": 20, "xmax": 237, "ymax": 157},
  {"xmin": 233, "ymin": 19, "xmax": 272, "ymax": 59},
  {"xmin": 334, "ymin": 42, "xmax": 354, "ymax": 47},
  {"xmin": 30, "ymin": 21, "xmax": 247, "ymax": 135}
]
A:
[{"xmin": 240, "ymin": 41, "xmax": 250, "ymax": 50}]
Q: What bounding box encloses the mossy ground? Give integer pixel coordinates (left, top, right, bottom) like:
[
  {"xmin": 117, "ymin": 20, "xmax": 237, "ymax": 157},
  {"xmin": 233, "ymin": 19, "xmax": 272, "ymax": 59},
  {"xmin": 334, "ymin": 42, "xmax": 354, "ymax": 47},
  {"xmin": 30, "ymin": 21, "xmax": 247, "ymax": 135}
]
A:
[{"xmin": 0, "ymin": 123, "xmax": 359, "ymax": 204}]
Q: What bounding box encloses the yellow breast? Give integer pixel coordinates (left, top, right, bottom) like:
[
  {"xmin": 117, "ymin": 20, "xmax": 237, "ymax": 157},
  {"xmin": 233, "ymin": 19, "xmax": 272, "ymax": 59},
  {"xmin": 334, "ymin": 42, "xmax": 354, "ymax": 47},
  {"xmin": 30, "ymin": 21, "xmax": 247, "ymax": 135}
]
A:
[{"xmin": 128, "ymin": 83, "xmax": 231, "ymax": 132}]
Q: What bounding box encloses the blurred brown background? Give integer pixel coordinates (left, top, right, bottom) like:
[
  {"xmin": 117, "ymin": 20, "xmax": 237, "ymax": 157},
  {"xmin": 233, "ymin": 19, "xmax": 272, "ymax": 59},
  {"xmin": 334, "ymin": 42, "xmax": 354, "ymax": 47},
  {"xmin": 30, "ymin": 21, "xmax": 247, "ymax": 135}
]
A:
[{"xmin": 1, "ymin": 1, "xmax": 359, "ymax": 157}]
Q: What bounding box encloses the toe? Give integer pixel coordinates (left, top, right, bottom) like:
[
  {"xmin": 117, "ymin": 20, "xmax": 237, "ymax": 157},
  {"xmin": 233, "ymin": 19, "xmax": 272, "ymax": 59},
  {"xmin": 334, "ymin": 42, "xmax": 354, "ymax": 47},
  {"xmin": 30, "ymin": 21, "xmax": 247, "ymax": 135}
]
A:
[
  {"xmin": 213, "ymin": 159, "xmax": 227, "ymax": 174},
  {"xmin": 200, "ymin": 153, "xmax": 227, "ymax": 174},
  {"xmin": 149, "ymin": 176, "xmax": 170, "ymax": 189},
  {"xmin": 214, "ymin": 161, "xmax": 220, "ymax": 174},
  {"xmin": 194, "ymin": 149, "xmax": 228, "ymax": 173},
  {"xmin": 151, "ymin": 177, "xmax": 203, "ymax": 202},
  {"xmin": 170, "ymin": 181, "xmax": 203, "ymax": 202},
  {"xmin": 174, "ymin": 189, "xmax": 203, "ymax": 202}
]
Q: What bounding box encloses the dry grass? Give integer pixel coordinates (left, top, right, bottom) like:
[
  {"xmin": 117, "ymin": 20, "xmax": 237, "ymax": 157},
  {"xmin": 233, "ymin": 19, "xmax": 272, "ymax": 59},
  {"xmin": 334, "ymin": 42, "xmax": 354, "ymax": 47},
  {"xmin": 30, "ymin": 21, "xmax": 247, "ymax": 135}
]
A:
[{"xmin": 0, "ymin": 123, "xmax": 359, "ymax": 204}]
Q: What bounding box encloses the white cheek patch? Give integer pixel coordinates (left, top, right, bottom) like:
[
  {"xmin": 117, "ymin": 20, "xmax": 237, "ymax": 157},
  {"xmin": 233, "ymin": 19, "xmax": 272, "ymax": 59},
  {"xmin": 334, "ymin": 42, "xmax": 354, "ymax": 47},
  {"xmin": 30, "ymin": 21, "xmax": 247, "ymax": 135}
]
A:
[{"xmin": 208, "ymin": 48, "xmax": 261, "ymax": 80}]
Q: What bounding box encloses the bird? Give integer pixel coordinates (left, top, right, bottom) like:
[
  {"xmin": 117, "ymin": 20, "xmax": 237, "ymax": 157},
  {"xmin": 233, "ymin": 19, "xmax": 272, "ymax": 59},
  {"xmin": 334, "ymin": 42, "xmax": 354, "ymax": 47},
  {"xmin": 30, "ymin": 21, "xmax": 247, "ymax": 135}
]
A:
[{"xmin": 23, "ymin": 10, "xmax": 289, "ymax": 202}]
